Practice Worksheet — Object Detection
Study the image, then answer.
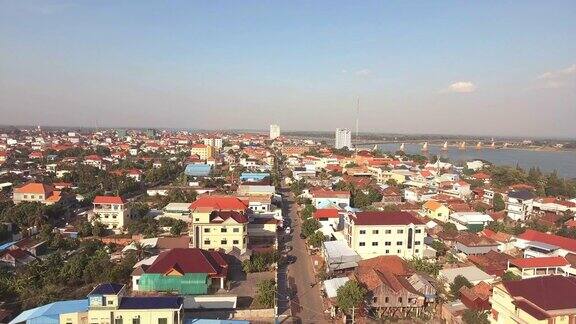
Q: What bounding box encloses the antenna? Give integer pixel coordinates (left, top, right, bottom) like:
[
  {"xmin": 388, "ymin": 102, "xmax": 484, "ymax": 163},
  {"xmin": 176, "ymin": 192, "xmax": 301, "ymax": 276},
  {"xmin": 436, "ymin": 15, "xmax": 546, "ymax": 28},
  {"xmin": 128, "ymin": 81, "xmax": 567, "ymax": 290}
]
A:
[{"xmin": 355, "ymin": 97, "xmax": 359, "ymax": 138}]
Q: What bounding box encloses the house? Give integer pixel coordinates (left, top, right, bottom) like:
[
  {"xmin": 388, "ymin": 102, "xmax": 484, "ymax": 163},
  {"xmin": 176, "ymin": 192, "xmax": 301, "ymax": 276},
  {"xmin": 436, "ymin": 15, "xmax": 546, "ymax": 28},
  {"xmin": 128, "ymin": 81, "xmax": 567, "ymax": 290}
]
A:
[
  {"xmin": 516, "ymin": 229, "xmax": 576, "ymax": 257},
  {"xmin": 344, "ymin": 211, "xmax": 426, "ymax": 259},
  {"xmin": 311, "ymin": 190, "xmax": 350, "ymax": 209},
  {"xmin": 0, "ymin": 248, "xmax": 38, "ymax": 267},
  {"xmin": 380, "ymin": 186, "xmax": 402, "ymax": 204},
  {"xmin": 489, "ymin": 276, "xmax": 576, "ymax": 324},
  {"xmin": 507, "ymin": 256, "xmax": 574, "ymax": 278},
  {"xmin": 84, "ymin": 283, "xmax": 183, "ymax": 324},
  {"xmin": 322, "ymin": 240, "xmax": 361, "ymax": 274},
  {"xmin": 184, "ymin": 164, "xmax": 212, "ymax": 177},
  {"xmin": 8, "ymin": 299, "xmax": 88, "ymax": 324},
  {"xmin": 314, "ymin": 209, "xmax": 342, "ymax": 232},
  {"xmin": 83, "ymin": 154, "xmax": 104, "ymax": 169},
  {"xmin": 506, "ymin": 190, "xmax": 535, "ymax": 221},
  {"xmin": 160, "ymin": 203, "xmax": 193, "ymax": 222},
  {"xmin": 189, "ymin": 196, "xmax": 249, "ymax": 254},
  {"xmin": 459, "ymin": 281, "xmax": 492, "ymax": 311},
  {"xmin": 439, "ymin": 266, "xmax": 495, "ymax": 286},
  {"xmin": 468, "ymin": 250, "xmax": 513, "ymax": 276},
  {"xmin": 421, "ymin": 200, "xmax": 450, "ymax": 222},
  {"xmin": 12, "ymin": 183, "xmax": 63, "ymax": 205},
  {"xmin": 448, "ymin": 212, "xmax": 493, "ymax": 232},
  {"xmin": 454, "ymin": 232, "xmax": 500, "ymax": 256},
  {"xmin": 353, "ymin": 256, "xmax": 434, "ymax": 318},
  {"xmin": 133, "ymin": 248, "xmax": 228, "ymax": 293},
  {"xmin": 479, "ymin": 229, "xmax": 516, "ymax": 252},
  {"xmin": 92, "ymin": 196, "xmax": 130, "ymax": 230}
]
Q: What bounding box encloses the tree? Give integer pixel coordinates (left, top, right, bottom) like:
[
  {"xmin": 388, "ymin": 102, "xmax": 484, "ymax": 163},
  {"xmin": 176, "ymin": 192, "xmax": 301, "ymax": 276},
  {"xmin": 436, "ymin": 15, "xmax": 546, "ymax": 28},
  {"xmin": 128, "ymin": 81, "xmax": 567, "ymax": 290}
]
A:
[
  {"xmin": 307, "ymin": 231, "xmax": 326, "ymax": 248},
  {"xmin": 408, "ymin": 258, "xmax": 442, "ymax": 276},
  {"xmin": 255, "ymin": 279, "xmax": 276, "ymax": 308},
  {"xmin": 170, "ymin": 220, "xmax": 186, "ymax": 236},
  {"xmin": 92, "ymin": 221, "xmax": 105, "ymax": 237},
  {"xmin": 385, "ymin": 179, "xmax": 398, "ymax": 186},
  {"xmin": 301, "ymin": 218, "xmax": 321, "ymax": 238},
  {"xmin": 501, "ymin": 270, "xmax": 521, "ymax": 281},
  {"xmin": 450, "ymin": 275, "xmax": 472, "ymax": 298},
  {"xmin": 443, "ymin": 222, "xmax": 458, "ymax": 236},
  {"xmin": 430, "ymin": 240, "xmax": 448, "ymax": 257},
  {"xmin": 493, "ymin": 193, "xmax": 505, "ymax": 212},
  {"xmin": 336, "ymin": 280, "xmax": 367, "ymax": 315},
  {"xmin": 462, "ymin": 310, "xmax": 489, "ymax": 324}
]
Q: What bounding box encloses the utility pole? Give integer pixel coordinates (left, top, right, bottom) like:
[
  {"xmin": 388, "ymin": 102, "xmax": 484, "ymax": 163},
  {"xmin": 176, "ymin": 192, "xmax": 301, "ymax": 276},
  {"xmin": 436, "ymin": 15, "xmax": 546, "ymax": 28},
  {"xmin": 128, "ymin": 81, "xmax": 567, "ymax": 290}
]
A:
[{"xmin": 351, "ymin": 306, "xmax": 356, "ymax": 324}]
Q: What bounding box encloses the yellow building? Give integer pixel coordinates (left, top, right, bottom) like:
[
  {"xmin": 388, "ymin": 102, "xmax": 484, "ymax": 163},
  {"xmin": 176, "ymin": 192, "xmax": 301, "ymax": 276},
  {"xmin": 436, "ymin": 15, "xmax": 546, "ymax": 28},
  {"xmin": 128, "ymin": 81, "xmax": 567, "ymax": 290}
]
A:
[
  {"xmin": 77, "ymin": 283, "xmax": 183, "ymax": 324},
  {"xmin": 490, "ymin": 276, "xmax": 576, "ymax": 324},
  {"xmin": 190, "ymin": 144, "xmax": 214, "ymax": 160},
  {"xmin": 189, "ymin": 196, "xmax": 249, "ymax": 254},
  {"xmin": 344, "ymin": 211, "xmax": 426, "ymax": 260},
  {"xmin": 421, "ymin": 200, "xmax": 450, "ymax": 222}
]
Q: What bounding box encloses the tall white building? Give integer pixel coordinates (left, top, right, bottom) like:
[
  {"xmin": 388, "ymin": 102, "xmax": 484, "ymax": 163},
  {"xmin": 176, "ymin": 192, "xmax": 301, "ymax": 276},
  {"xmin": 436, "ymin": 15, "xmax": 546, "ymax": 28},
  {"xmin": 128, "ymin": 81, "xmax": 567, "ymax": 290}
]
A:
[
  {"xmin": 270, "ymin": 124, "xmax": 281, "ymax": 140},
  {"xmin": 335, "ymin": 128, "xmax": 352, "ymax": 149},
  {"xmin": 203, "ymin": 137, "xmax": 223, "ymax": 149}
]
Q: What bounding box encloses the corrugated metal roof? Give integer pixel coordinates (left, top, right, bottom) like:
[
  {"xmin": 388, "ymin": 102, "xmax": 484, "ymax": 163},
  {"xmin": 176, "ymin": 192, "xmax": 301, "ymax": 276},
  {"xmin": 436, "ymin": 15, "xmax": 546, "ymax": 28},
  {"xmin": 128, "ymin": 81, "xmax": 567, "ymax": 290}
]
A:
[{"xmin": 9, "ymin": 299, "xmax": 88, "ymax": 324}]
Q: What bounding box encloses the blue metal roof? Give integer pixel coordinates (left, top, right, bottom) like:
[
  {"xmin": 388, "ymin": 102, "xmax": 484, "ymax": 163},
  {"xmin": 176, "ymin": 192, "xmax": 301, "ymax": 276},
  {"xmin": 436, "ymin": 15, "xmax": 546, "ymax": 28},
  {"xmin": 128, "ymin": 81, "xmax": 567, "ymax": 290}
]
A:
[
  {"xmin": 239, "ymin": 172, "xmax": 269, "ymax": 181},
  {"xmin": 9, "ymin": 299, "xmax": 88, "ymax": 324},
  {"xmin": 119, "ymin": 297, "xmax": 183, "ymax": 310},
  {"xmin": 185, "ymin": 164, "xmax": 212, "ymax": 176},
  {"xmin": 0, "ymin": 241, "xmax": 15, "ymax": 251}
]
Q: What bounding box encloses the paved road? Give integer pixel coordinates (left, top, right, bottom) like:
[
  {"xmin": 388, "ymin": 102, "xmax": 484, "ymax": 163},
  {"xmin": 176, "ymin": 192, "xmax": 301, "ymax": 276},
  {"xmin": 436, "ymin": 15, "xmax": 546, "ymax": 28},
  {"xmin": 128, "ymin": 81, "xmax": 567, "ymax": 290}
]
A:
[{"xmin": 281, "ymin": 187, "xmax": 328, "ymax": 324}]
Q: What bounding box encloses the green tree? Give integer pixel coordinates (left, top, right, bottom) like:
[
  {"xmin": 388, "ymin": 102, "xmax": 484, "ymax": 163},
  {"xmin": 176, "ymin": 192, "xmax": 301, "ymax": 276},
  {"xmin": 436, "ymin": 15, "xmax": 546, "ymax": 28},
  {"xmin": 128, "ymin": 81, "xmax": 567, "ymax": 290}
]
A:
[
  {"xmin": 336, "ymin": 280, "xmax": 367, "ymax": 315},
  {"xmin": 255, "ymin": 279, "xmax": 276, "ymax": 308},
  {"xmin": 307, "ymin": 231, "xmax": 326, "ymax": 248},
  {"xmin": 301, "ymin": 218, "xmax": 321, "ymax": 237},
  {"xmin": 493, "ymin": 193, "xmax": 505, "ymax": 212},
  {"xmin": 501, "ymin": 271, "xmax": 521, "ymax": 282},
  {"xmin": 431, "ymin": 240, "xmax": 448, "ymax": 257},
  {"xmin": 408, "ymin": 258, "xmax": 442, "ymax": 276},
  {"xmin": 443, "ymin": 222, "xmax": 459, "ymax": 236},
  {"xmin": 462, "ymin": 310, "xmax": 489, "ymax": 324},
  {"xmin": 170, "ymin": 220, "xmax": 186, "ymax": 236},
  {"xmin": 92, "ymin": 221, "xmax": 105, "ymax": 237},
  {"xmin": 450, "ymin": 275, "xmax": 472, "ymax": 298}
]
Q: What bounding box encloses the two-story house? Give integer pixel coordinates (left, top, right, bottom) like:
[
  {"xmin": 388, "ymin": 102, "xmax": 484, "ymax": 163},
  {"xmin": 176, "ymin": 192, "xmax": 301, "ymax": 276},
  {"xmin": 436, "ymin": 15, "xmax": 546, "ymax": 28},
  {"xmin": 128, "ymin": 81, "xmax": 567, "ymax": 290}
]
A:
[
  {"xmin": 92, "ymin": 196, "xmax": 130, "ymax": 230},
  {"xmin": 12, "ymin": 182, "xmax": 63, "ymax": 205},
  {"xmin": 420, "ymin": 200, "xmax": 450, "ymax": 222},
  {"xmin": 344, "ymin": 211, "xmax": 426, "ymax": 259},
  {"xmin": 189, "ymin": 196, "xmax": 249, "ymax": 254},
  {"xmin": 311, "ymin": 190, "xmax": 351, "ymax": 209}
]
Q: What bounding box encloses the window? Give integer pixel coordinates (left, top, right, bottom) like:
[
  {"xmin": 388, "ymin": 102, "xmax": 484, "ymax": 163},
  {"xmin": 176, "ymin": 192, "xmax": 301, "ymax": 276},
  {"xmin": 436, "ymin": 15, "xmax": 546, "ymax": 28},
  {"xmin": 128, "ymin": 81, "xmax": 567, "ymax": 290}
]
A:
[
  {"xmin": 372, "ymin": 242, "xmax": 378, "ymax": 246},
  {"xmin": 221, "ymin": 228, "xmax": 227, "ymax": 233},
  {"xmin": 221, "ymin": 240, "xmax": 227, "ymax": 245},
  {"xmin": 31, "ymin": 195, "xmax": 35, "ymax": 199},
  {"xmin": 415, "ymin": 229, "xmax": 422, "ymax": 233},
  {"xmin": 415, "ymin": 241, "xmax": 421, "ymax": 245},
  {"xmin": 132, "ymin": 319, "xmax": 140, "ymax": 324},
  {"xmin": 158, "ymin": 319, "xmax": 167, "ymax": 324},
  {"xmin": 397, "ymin": 241, "xmax": 403, "ymax": 246},
  {"xmin": 385, "ymin": 297, "xmax": 389, "ymax": 303},
  {"xmin": 398, "ymin": 297, "xmax": 403, "ymax": 303},
  {"xmin": 415, "ymin": 249, "xmax": 419, "ymax": 253},
  {"xmin": 372, "ymin": 297, "xmax": 377, "ymax": 303},
  {"xmin": 385, "ymin": 242, "xmax": 391, "ymax": 246},
  {"xmin": 397, "ymin": 249, "xmax": 401, "ymax": 253},
  {"xmin": 204, "ymin": 228, "xmax": 210, "ymax": 233},
  {"xmin": 243, "ymin": 237, "xmax": 246, "ymax": 244},
  {"xmin": 385, "ymin": 230, "xmax": 391, "ymax": 234},
  {"xmin": 114, "ymin": 319, "xmax": 123, "ymax": 324},
  {"xmin": 233, "ymin": 240, "xmax": 239, "ymax": 245},
  {"xmin": 359, "ymin": 230, "xmax": 366, "ymax": 234},
  {"xmin": 397, "ymin": 229, "xmax": 403, "ymax": 234},
  {"xmin": 385, "ymin": 250, "xmax": 389, "ymax": 254},
  {"xmin": 23, "ymin": 195, "xmax": 28, "ymax": 199},
  {"xmin": 372, "ymin": 230, "xmax": 379, "ymax": 234},
  {"xmin": 204, "ymin": 240, "xmax": 210, "ymax": 245},
  {"xmin": 108, "ymin": 300, "xmax": 114, "ymax": 305},
  {"xmin": 233, "ymin": 228, "xmax": 240, "ymax": 232},
  {"xmin": 195, "ymin": 218, "xmax": 200, "ymax": 222},
  {"xmin": 359, "ymin": 242, "xmax": 365, "ymax": 246}
]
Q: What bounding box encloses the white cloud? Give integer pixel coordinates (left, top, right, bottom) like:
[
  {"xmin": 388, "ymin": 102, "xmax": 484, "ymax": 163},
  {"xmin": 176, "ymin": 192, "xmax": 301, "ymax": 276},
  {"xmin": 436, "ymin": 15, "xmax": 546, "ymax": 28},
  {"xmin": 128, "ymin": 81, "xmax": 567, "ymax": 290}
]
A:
[
  {"xmin": 536, "ymin": 64, "xmax": 576, "ymax": 89},
  {"xmin": 444, "ymin": 81, "xmax": 476, "ymax": 93},
  {"xmin": 355, "ymin": 69, "xmax": 371, "ymax": 76}
]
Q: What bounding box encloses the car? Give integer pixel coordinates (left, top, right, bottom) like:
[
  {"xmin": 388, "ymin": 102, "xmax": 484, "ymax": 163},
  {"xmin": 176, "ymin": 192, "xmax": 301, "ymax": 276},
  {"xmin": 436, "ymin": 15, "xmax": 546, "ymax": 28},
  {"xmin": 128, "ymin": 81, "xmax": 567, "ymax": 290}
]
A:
[
  {"xmin": 285, "ymin": 255, "xmax": 297, "ymax": 264},
  {"xmin": 284, "ymin": 226, "xmax": 291, "ymax": 234}
]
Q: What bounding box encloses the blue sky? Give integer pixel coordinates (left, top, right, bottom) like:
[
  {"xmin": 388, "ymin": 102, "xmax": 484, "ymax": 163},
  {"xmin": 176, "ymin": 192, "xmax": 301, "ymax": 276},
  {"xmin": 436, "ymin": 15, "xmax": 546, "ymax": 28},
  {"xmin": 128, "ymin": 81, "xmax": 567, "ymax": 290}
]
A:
[{"xmin": 0, "ymin": 0, "xmax": 575, "ymax": 137}]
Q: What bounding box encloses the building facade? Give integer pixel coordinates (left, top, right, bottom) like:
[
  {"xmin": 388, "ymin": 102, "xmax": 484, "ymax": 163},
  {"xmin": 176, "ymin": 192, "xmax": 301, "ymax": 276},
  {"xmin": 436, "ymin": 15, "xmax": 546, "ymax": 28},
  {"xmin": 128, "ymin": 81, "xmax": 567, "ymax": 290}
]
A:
[
  {"xmin": 269, "ymin": 124, "xmax": 281, "ymax": 140},
  {"xmin": 344, "ymin": 211, "xmax": 426, "ymax": 259},
  {"xmin": 335, "ymin": 128, "xmax": 352, "ymax": 149},
  {"xmin": 92, "ymin": 196, "xmax": 130, "ymax": 230}
]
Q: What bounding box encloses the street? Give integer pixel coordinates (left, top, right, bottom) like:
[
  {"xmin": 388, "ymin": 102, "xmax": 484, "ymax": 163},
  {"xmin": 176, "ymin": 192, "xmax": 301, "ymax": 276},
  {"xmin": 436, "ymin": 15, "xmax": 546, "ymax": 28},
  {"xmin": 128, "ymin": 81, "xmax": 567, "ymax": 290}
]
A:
[{"xmin": 278, "ymin": 186, "xmax": 328, "ymax": 324}]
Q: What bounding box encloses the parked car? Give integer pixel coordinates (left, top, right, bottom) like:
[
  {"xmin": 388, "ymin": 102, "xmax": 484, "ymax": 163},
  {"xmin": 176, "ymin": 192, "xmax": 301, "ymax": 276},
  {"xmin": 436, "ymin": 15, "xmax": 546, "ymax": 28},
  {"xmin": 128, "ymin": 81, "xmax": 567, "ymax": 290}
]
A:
[{"xmin": 284, "ymin": 226, "xmax": 291, "ymax": 234}]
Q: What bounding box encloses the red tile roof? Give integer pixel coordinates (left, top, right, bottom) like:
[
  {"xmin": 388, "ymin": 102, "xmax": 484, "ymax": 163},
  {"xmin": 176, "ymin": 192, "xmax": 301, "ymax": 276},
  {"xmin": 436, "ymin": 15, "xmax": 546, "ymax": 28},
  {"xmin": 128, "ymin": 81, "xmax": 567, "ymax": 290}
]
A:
[
  {"xmin": 190, "ymin": 195, "xmax": 248, "ymax": 211},
  {"xmin": 14, "ymin": 183, "xmax": 54, "ymax": 194},
  {"xmin": 350, "ymin": 211, "xmax": 424, "ymax": 226},
  {"xmin": 311, "ymin": 190, "xmax": 350, "ymax": 199},
  {"xmin": 519, "ymin": 229, "xmax": 576, "ymax": 253},
  {"xmin": 313, "ymin": 209, "xmax": 340, "ymax": 219},
  {"xmin": 144, "ymin": 248, "xmax": 228, "ymax": 277},
  {"xmin": 209, "ymin": 210, "xmax": 248, "ymax": 224},
  {"xmin": 509, "ymin": 256, "xmax": 569, "ymax": 269},
  {"xmin": 93, "ymin": 196, "xmax": 126, "ymax": 204},
  {"xmin": 503, "ymin": 276, "xmax": 576, "ymax": 312}
]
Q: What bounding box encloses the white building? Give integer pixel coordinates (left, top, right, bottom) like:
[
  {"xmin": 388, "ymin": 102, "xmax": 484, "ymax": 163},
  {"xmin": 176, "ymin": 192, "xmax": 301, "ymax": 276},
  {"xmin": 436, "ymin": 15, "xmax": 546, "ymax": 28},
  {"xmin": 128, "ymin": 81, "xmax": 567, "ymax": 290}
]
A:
[
  {"xmin": 507, "ymin": 190, "xmax": 535, "ymax": 221},
  {"xmin": 203, "ymin": 137, "xmax": 223, "ymax": 149},
  {"xmin": 335, "ymin": 128, "xmax": 352, "ymax": 149},
  {"xmin": 269, "ymin": 124, "xmax": 281, "ymax": 140}
]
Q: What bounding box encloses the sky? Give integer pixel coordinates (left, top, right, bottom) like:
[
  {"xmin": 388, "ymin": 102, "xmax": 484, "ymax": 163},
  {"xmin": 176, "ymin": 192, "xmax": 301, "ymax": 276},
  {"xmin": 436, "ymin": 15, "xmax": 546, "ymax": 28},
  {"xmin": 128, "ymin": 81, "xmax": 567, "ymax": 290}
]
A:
[{"xmin": 0, "ymin": 1, "xmax": 575, "ymax": 137}]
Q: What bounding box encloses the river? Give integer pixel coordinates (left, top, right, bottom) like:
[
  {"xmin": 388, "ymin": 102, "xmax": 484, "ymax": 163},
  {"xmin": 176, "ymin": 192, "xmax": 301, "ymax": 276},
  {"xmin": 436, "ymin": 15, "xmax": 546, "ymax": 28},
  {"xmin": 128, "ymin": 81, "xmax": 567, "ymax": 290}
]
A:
[{"xmin": 374, "ymin": 143, "xmax": 576, "ymax": 179}]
